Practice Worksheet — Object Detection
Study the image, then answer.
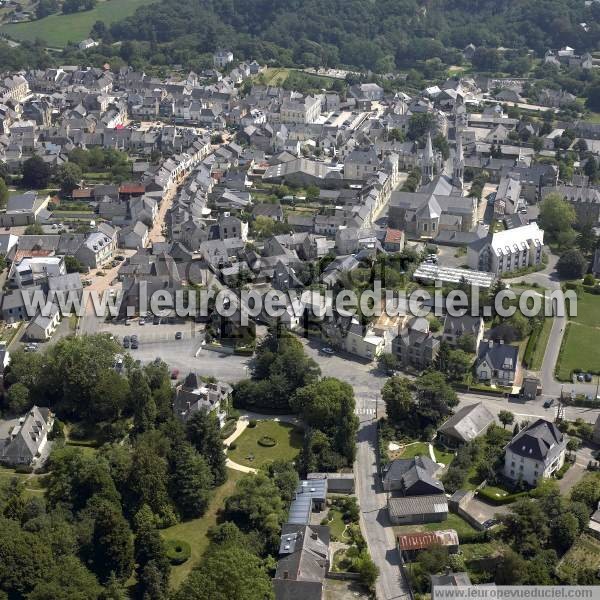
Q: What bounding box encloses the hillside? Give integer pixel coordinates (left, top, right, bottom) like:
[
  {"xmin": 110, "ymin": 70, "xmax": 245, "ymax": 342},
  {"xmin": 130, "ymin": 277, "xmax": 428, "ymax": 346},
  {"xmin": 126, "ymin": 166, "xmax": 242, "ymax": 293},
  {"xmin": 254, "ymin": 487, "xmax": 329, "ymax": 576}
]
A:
[
  {"xmin": 106, "ymin": 0, "xmax": 600, "ymax": 72},
  {"xmin": 1, "ymin": 0, "xmax": 155, "ymax": 47}
]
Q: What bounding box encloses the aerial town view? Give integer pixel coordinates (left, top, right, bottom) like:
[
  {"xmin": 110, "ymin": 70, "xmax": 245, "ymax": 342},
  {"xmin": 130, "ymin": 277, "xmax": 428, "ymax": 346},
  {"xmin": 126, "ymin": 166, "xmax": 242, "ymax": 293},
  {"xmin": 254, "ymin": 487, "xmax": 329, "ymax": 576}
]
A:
[{"xmin": 1, "ymin": 1, "xmax": 600, "ymax": 599}]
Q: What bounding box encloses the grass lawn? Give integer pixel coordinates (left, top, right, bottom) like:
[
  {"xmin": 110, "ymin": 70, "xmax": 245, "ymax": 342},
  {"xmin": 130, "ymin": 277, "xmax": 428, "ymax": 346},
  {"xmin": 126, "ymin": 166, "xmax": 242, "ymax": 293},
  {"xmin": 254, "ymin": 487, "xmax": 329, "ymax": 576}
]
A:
[
  {"xmin": 227, "ymin": 420, "xmax": 303, "ymax": 469},
  {"xmin": 260, "ymin": 68, "xmax": 293, "ymax": 86},
  {"xmin": 399, "ymin": 442, "xmax": 431, "ymax": 459},
  {"xmin": 2, "ymin": 0, "xmax": 154, "ymax": 46},
  {"xmin": 325, "ymin": 507, "xmax": 347, "ymax": 542},
  {"xmin": 571, "ymin": 292, "xmax": 600, "ymax": 329},
  {"xmin": 161, "ymin": 469, "xmax": 243, "ymax": 590},
  {"xmin": 0, "ymin": 465, "xmax": 46, "ymax": 498},
  {"xmin": 433, "ymin": 445, "xmax": 455, "ymax": 466},
  {"xmin": 461, "ymin": 540, "xmax": 508, "ymax": 561},
  {"xmin": 394, "ymin": 513, "xmax": 477, "ymax": 538},
  {"xmin": 530, "ymin": 317, "xmax": 553, "ymax": 371},
  {"xmin": 556, "ymin": 322, "xmax": 598, "ymax": 380}
]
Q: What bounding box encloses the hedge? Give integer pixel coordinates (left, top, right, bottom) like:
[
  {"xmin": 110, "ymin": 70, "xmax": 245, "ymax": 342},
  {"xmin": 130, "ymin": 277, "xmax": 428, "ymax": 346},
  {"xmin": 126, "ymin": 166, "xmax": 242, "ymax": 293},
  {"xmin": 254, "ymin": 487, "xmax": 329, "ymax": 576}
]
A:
[
  {"xmin": 476, "ymin": 486, "xmax": 528, "ymax": 505},
  {"xmin": 165, "ymin": 539, "xmax": 191, "ymax": 565},
  {"xmin": 257, "ymin": 436, "xmax": 277, "ymax": 447},
  {"xmin": 219, "ymin": 418, "xmax": 238, "ymax": 440}
]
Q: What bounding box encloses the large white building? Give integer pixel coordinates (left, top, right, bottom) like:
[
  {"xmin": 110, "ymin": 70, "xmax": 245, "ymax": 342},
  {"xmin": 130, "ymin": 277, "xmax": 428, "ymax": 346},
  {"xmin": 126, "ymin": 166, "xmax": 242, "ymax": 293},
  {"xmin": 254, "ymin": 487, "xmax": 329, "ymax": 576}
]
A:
[
  {"xmin": 503, "ymin": 419, "xmax": 566, "ymax": 486},
  {"xmin": 467, "ymin": 222, "xmax": 544, "ymax": 275}
]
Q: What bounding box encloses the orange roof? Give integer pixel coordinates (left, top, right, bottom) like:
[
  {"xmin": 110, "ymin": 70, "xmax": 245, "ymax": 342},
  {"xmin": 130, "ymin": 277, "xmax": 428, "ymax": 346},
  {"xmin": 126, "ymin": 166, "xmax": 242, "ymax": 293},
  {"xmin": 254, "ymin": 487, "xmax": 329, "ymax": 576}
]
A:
[
  {"xmin": 397, "ymin": 529, "xmax": 458, "ymax": 551},
  {"xmin": 385, "ymin": 228, "xmax": 404, "ymax": 243},
  {"xmin": 72, "ymin": 188, "xmax": 93, "ymax": 199},
  {"xmin": 119, "ymin": 184, "xmax": 145, "ymax": 194},
  {"xmin": 14, "ymin": 249, "xmax": 53, "ymax": 261}
]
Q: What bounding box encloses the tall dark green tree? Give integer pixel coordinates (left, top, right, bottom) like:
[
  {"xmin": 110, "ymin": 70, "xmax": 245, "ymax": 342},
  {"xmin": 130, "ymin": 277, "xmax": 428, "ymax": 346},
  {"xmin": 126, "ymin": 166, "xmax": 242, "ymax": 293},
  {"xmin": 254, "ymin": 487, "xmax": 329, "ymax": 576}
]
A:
[
  {"xmin": 22, "ymin": 155, "xmax": 51, "ymax": 189},
  {"xmin": 187, "ymin": 410, "xmax": 227, "ymax": 486}
]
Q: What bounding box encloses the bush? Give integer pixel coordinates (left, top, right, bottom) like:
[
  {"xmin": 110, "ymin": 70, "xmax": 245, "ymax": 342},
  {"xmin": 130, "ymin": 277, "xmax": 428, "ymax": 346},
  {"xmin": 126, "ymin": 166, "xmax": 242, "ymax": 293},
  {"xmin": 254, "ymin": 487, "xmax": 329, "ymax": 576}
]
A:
[
  {"xmin": 14, "ymin": 464, "xmax": 33, "ymax": 474},
  {"xmin": 257, "ymin": 436, "xmax": 277, "ymax": 447},
  {"xmin": 165, "ymin": 539, "xmax": 191, "ymax": 565},
  {"xmin": 228, "ymin": 442, "xmax": 237, "ymax": 451},
  {"xmin": 248, "ymin": 419, "xmax": 257, "ymax": 428},
  {"xmin": 476, "ymin": 486, "xmax": 528, "ymax": 505},
  {"xmin": 219, "ymin": 418, "xmax": 237, "ymax": 439},
  {"xmin": 583, "ymin": 274, "xmax": 595, "ymax": 286}
]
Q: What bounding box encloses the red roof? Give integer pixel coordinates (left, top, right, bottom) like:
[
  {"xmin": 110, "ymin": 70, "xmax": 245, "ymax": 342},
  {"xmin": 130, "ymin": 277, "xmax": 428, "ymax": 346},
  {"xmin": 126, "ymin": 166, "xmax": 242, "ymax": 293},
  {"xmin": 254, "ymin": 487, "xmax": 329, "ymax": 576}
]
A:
[
  {"xmin": 385, "ymin": 228, "xmax": 404, "ymax": 244},
  {"xmin": 119, "ymin": 184, "xmax": 145, "ymax": 194},
  {"xmin": 72, "ymin": 188, "xmax": 93, "ymax": 199},
  {"xmin": 396, "ymin": 530, "xmax": 458, "ymax": 551}
]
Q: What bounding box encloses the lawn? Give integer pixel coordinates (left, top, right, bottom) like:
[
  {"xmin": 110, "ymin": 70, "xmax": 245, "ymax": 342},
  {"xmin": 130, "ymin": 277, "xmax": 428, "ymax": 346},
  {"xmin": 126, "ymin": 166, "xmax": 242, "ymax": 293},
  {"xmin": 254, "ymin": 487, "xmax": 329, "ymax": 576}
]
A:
[
  {"xmin": 530, "ymin": 317, "xmax": 553, "ymax": 371},
  {"xmin": 394, "ymin": 513, "xmax": 477, "ymax": 538},
  {"xmin": 399, "ymin": 442, "xmax": 431, "ymax": 459},
  {"xmin": 260, "ymin": 68, "xmax": 293, "ymax": 86},
  {"xmin": 433, "ymin": 445, "xmax": 455, "ymax": 466},
  {"xmin": 556, "ymin": 322, "xmax": 598, "ymax": 381},
  {"xmin": 227, "ymin": 420, "xmax": 303, "ymax": 469},
  {"xmin": 2, "ymin": 0, "xmax": 154, "ymax": 46},
  {"xmin": 0, "ymin": 465, "xmax": 46, "ymax": 498},
  {"xmin": 461, "ymin": 540, "xmax": 508, "ymax": 561},
  {"xmin": 161, "ymin": 469, "xmax": 243, "ymax": 590},
  {"xmin": 571, "ymin": 291, "xmax": 600, "ymax": 329},
  {"xmin": 325, "ymin": 507, "xmax": 347, "ymax": 542}
]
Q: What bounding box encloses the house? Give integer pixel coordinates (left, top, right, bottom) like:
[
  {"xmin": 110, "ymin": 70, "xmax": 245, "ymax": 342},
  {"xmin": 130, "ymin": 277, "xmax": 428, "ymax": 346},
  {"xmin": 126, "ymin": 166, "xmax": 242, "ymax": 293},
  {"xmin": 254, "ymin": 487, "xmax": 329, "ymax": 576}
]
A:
[
  {"xmin": 383, "ymin": 228, "xmax": 405, "ymax": 252},
  {"xmin": 0, "ymin": 406, "xmax": 54, "ymax": 466},
  {"xmin": 442, "ymin": 314, "xmax": 484, "ymax": 350},
  {"xmin": 76, "ymin": 231, "xmax": 113, "ymax": 268},
  {"xmin": 306, "ymin": 472, "xmax": 354, "ymax": 494},
  {"xmin": 467, "ymin": 223, "xmax": 544, "ymax": 275},
  {"xmin": 475, "ymin": 340, "xmax": 519, "ymax": 387},
  {"xmin": 119, "ymin": 221, "xmax": 149, "ymax": 249},
  {"xmin": 437, "ymin": 403, "xmax": 495, "ymax": 448},
  {"xmin": 273, "ymin": 524, "xmax": 330, "ymax": 600},
  {"xmin": 382, "ymin": 456, "xmax": 444, "ymax": 495},
  {"xmin": 392, "ymin": 320, "xmax": 440, "ymax": 371},
  {"xmin": 0, "ymin": 191, "xmax": 50, "ymax": 226},
  {"xmin": 213, "ymin": 50, "xmax": 234, "ymax": 69},
  {"xmin": 503, "ymin": 419, "xmax": 567, "ymax": 486},
  {"xmin": 431, "ymin": 572, "xmax": 472, "ymax": 593},
  {"xmin": 388, "ymin": 495, "xmax": 449, "ymax": 526},
  {"xmin": 253, "ymin": 203, "xmax": 284, "ymax": 222},
  {"xmin": 287, "ymin": 479, "xmax": 327, "ymax": 525},
  {"xmin": 24, "ymin": 303, "xmax": 61, "ymax": 341},
  {"xmin": 173, "ymin": 373, "xmax": 231, "ymax": 426}
]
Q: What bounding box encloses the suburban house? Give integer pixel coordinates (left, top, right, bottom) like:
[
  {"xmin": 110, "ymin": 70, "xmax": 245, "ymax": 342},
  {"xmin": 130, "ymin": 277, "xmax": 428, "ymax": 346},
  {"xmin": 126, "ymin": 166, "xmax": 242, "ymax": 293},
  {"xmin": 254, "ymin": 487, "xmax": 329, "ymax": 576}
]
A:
[
  {"xmin": 442, "ymin": 314, "xmax": 484, "ymax": 350},
  {"xmin": 467, "ymin": 223, "xmax": 544, "ymax": 275},
  {"xmin": 382, "ymin": 456, "xmax": 443, "ymax": 495},
  {"xmin": 288, "ymin": 479, "xmax": 327, "ymax": 525},
  {"xmin": 0, "ymin": 406, "xmax": 54, "ymax": 466},
  {"xmin": 24, "ymin": 303, "xmax": 61, "ymax": 341},
  {"xmin": 272, "ymin": 524, "xmax": 330, "ymax": 600},
  {"xmin": 431, "ymin": 572, "xmax": 472, "ymax": 592},
  {"xmin": 0, "ymin": 191, "xmax": 50, "ymax": 227},
  {"xmin": 437, "ymin": 403, "xmax": 495, "ymax": 448},
  {"xmin": 119, "ymin": 221, "xmax": 149, "ymax": 249},
  {"xmin": 173, "ymin": 373, "xmax": 231, "ymax": 426},
  {"xmin": 503, "ymin": 419, "xmax": 567, "ymax": 486},
  {"xmin": 388, "ymin": 495, "xmax": 449, "ymax": 526},
  {"xmin": 76, "ymin": 231, "xmax": 113, "ymax": 268},
  {"xmin": 475, "ymin": 340, "xmax": 519, "ymax": 387},
  {"xmin": 392, "ymin": 319, "xmax": 440, "ymax": 371}
]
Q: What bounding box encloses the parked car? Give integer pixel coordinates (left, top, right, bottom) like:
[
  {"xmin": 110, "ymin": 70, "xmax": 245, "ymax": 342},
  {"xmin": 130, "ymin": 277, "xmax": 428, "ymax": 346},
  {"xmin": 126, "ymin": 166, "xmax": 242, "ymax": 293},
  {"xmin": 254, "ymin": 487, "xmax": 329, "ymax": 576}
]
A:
[
  {"xmin": 114, "ymin": 255, "xmax": 125, "ymax": 261},
  {"xmin": 577, "ymin": 373, "xmax": 585, "ymax": 382},
  {"xmin": 139, "ymin": 317, "xmax": 145, "ymax": 325},
  {"xmin": 175, "ymin": 331, "xmax": 183, "ymax": 340},
  {"xmin": 24, "ymin": 343, "xmax": 39, "ymax": 352},
  {"xmin": 543, "ymin": 398, "xmax": 554, "ymax": 408},
  {"xmin": 153, "ymin": 316, "xmax": 160, "ymax": 325},
  {"xmin": 171, "ymin": 369, "xmax": 180, "ymax": 380},
  {"xmin": 320, "ymin": 347, "xmax": 334, "ymax": 355},
  {"xmin": 130, "ymin": 340, "xmax": 139, "ymax": 350},
  {"xmin": 585, "ymin": 373, "xmax": 593, "ymax": 382},
  {"xmin": 123, "ymin": 336, "xmax": 130, "ymax": 349}
]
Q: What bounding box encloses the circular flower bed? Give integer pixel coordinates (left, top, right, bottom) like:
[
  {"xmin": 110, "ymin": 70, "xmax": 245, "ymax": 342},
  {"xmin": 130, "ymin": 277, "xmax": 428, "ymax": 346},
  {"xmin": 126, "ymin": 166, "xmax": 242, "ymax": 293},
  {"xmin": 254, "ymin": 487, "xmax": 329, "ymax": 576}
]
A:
[
  {"xmin": 257, "ymin": 436, "xmax": 277, "ymax": 447},
  {"xmin": 165, "ymin": 539, "xmax": 191, "ymax": 565}
]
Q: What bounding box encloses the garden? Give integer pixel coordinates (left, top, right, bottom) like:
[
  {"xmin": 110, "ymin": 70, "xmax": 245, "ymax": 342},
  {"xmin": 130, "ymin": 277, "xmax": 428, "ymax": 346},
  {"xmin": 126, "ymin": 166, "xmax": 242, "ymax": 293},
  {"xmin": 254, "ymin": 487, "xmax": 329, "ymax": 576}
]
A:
[{"xmin": 226, "ymin": 420, "xmax": 303, "ymax": 469}]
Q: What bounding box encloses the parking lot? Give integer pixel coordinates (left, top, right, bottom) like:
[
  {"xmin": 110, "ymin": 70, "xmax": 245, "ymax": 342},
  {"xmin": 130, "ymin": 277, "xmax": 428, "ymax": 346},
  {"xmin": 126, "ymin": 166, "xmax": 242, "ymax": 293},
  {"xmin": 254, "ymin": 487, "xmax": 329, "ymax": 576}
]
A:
[{"xmin": 98, "ymin": 319, "xmax": 205, "ymax": 348}]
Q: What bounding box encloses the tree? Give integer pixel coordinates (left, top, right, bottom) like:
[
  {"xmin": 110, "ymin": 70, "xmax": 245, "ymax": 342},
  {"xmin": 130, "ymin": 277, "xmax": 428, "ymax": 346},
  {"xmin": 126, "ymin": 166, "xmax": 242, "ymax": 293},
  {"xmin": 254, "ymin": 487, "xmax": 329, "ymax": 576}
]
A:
[
  {"xmin": 0, "ymin": 177, "xmax": 8, "ymax": 209},
  {"xmin": 557, "ymin": 249, "xmax": 587, "ymax": 279},
  {"xmin": 170, "ymin": 441, "xmax": 213, "ymax": 519},
  {"xmin": 56, "ymin": 162, "xmax": 82, "ymax": 194},
  {"xmin": 446, "ymin": 349, "xmax": 472, "ymax": 381},
  {"xmin": 356, "ymin": 550, "xmax": 379, "ymax": 591},
  {"xmin": 378, "ymin": 352, "xmax": 400, "ymax": 374},
  {"xmin": 22, "ymin": 155, "xmax": 51, "ymax": 189},
  {"xmin": 586, "ymin": 84, "xmax": 600, "ymax": 113},
  {"xmin": 471, "ymin": 47, "xmax": 501, "ymax": 71},
  {"xmin": 571, "ymin": 475, "xmax": 600, "ymax": 509},
  {"xmin": 186, "ymin": 410, "xmax": 227, "ymax": 486},
  {"xmin": 24, "ymin": 223, "xmax": 44, "ymax": 235},
  {"xmin": 135, "ymin": 521, "xmax": 171, "ymax": 600},
  {"xmin": 538, "ymin": 193, "xmax": 577, "ymax": 247},
  {"xmin": 414, "ymin": 371, "xmax": 458, "ymax": 427},
  {"xmin": 381, "ymin": 376, "xmax": 413, "ymax": 427},
  {"xmin": 6, "ymin": 382, "xmax": 31, "ymax": 414},
  {"xmin": 129, "ymin": 444, "xmax": 171, "ymax": 520},
  {"xmin": 407, "ymin": 113, "xmax": 436, "ymax": 141},
  {"xmin": 498, "ymin": 410, "xmax": 515, "ymax": 428},
  {"xmin": 174, "ymin": 543, "xmax": 274, "ymax": 600},
  {"xmin": 433, "ymin": 134, "xmax": 450, "ymax": 161},
  {"xmin": 64, "ymin": 254, "xmax": 88, "ymax": 274},
  {"xmin": 90, "ymin": 500, "xmax": 134, "ymax": 583},
  {"xmin": 292, "ymin": 377, "xmax": 358, "ymax": 464},
  {"xmin": 129, "ymin": 369, "xmax": 157, "ymax": 434},
  {"xmin": 551, "ymin": 512, "xmax": 579, "ymax": 553}
]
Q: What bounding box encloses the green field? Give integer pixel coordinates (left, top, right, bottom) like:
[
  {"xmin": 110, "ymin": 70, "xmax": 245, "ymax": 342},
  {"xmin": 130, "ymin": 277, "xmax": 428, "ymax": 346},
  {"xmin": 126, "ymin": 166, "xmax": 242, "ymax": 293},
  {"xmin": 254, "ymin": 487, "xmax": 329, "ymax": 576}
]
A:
[
  {"xmin": 227, "ymin": 420, "xmax": 303, "ymax": 469},
  {"xmin": 571, "ymin": 292, "xmax": 600, "ymax": 329},
  {"xmin": 398, "ymin": 442, "xmax": 431, "ymax": 459},
  {"xmin": 556, "ymin": 323, "xmax": 598, "ymax": 380},
  {"xmin": 2, "ymin": 0, "xmax": 153, "ymax": 47},
  {"xmin": 529, "ymin": 317, "xmax": 553, "ymax": 371},
  {"xmin": 161, "ymin": 469, "xmax": 243, "ymax": 590},
  {"xmin": 394, "ymin": 513, "xmax": 477, "ymax": 538}
]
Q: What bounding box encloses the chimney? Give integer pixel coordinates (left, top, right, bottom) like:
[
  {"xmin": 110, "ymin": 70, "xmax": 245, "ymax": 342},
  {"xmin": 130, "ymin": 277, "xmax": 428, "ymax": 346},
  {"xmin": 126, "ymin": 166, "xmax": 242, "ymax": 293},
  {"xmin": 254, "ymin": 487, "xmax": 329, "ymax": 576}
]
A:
[{"xmin": 488, "ymin": 339, "xmax": 493, "ymax": 349}]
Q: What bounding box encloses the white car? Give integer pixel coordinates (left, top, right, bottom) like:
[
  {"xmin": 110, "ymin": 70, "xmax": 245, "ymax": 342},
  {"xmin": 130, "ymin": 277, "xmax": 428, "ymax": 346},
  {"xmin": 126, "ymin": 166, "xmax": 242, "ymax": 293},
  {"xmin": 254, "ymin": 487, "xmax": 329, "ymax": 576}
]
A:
[{"xmin": 320, "ymin": 347, "xmax": 335, "ymax": 355}]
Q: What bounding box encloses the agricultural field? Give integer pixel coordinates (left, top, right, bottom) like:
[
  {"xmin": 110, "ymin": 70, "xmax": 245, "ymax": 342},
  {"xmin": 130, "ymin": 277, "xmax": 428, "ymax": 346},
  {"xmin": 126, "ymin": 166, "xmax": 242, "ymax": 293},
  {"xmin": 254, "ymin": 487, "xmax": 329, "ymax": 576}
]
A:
[{"xmin": 2, "ymin": 0, "xmax": 153, "ymax": 47}]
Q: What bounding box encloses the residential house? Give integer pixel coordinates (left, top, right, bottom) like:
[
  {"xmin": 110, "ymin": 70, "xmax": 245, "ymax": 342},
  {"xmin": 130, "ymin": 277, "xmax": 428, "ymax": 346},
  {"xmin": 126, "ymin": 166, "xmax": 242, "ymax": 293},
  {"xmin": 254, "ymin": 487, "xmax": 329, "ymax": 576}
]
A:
[
  {"xmin": 437, "ymin": 403, "xmax": 495, "ymax": 448},
  {"xmin": 173, "ymin": 373, "xmax": 231, "ymax": 426},
  {"xmin": 24, "ymin": 303, "xmax": 61, "ymax": 341},
  {"xmin": 0, "ymin": 191, "xmax": 50, "ymax": 226},
  {"xmin": 76, "ymin": 231, "xmax": 113, "ymax": 268},
  {"xmin": 382, "ymin": 456, "xmax": 444, "ymax": 494},
  {"xmin": 0, "ymin": 406, "xmax": 54, "ymax": 466},
  {"xmin": 442, "ymin": 314, "xmax": 484, "ymax": 350},
  {"xmin": 388, "ymin": 495, "xmax": 450, "ymax": 526},
  {"xmin": 475, "ymin": 340, "xmax": 519, "ymax": 386},
  {"xmin": 392, "ymin": 319, "xmax": 440, "ymax": 371},
  {"xmin": 119, "ymin": 221, "xmax": 149, "ymax": 249},
  {"xmin": 503, "ymin": 419, "xmax": 567, "ymax": 486}
]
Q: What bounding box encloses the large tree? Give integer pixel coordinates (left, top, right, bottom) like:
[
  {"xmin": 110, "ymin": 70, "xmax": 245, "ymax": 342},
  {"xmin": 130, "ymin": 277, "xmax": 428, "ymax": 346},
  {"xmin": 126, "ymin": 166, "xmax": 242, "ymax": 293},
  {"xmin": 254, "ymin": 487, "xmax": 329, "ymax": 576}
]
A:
[
  {"xmin": 538, "ymin": 193, "xmax": 577, "ymax": 248},
  {"xmin": 186, "ymin": 410, "xmax": 227, "ymax": 486},
  {"xmin": 557, "ymin": 249, "xmax": 587, "ymax": 279},
  {"xmin": 22, "ymin": 155, "xmax": 52, "ymax": 189},
  {"xmin": 382, "ymin": 376, "xmax": 413, "ymax": 427},
  {"xmin": 56, "ymin": 162, "xmax": 83, "ymax": 195}
]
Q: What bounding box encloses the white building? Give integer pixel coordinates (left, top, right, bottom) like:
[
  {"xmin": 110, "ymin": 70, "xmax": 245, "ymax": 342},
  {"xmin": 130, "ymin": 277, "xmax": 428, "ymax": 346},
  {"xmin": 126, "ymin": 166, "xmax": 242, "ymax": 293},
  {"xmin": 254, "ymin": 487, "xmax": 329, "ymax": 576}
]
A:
[
  {"xmin": 467, "ymin": 222, "xmax": 544, "ymax": 275},
  {"xmin": 213, "ymin": 50, "xmax": 234, "ymax": 69},
  {"xmin": 503, "ymin": 419, "xmax": 567, "ymax": 486},
  {"xmin": 0, "ymin": 406, "xmax": 54, "ymax": 466}
]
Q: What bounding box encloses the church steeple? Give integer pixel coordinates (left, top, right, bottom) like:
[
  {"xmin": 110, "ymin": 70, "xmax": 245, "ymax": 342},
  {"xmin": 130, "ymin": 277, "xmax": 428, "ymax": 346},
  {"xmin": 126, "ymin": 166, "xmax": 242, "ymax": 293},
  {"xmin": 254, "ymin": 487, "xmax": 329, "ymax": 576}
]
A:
[
  {"xmin": 453, "ymin": 132, "xmax": 464, "ymax": 191},
  {"xmin": 422, "ymin": 132, "xmax": 434, "ymax": 183}
]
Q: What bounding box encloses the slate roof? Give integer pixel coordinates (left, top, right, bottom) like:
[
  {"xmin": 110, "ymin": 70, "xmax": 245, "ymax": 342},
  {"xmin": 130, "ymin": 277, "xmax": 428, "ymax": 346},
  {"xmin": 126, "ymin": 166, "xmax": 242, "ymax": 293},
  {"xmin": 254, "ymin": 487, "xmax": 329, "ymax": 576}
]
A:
[
  {"xmin": 476, "ymin": 341, "xmax": 518, "ymax": 372},
  {"xmin": 383, "ymin": 456, "xmax": 443, "ymax": 494},
  {"xmin": 438, "ymin": 402, "xmax": 495, "ymax": 444},
  {"xmin": 507, "ymin": 418, "xmax": 565, "ymax": 461},
  {"xmin": 389, "ymin": 495, "xmax": 449, "ymax": 520}
]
